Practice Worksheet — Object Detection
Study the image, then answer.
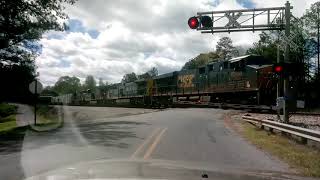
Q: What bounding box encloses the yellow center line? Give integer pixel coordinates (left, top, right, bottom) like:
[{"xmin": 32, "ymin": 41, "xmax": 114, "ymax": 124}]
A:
[
  {"xmin": 143, "ymin": 127, "xmax": 168, "ymax": 160},
  {"xmin": 130, "ymin": 128, "xmax": 161, "ymax": 159}
]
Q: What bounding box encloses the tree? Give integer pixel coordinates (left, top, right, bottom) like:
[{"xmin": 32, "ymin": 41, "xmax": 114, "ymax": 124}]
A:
[
  {"xmin": 138, "ymin": 67, "xmax": 159, "ymax": 79},
  {"xmin": 0, "ymin": 0, "xmax": 76, "ymax": 49},
  {"xmin": 84, "ymin": 75, "xmax": 96, "ymax": 91},
  {"xmin": 181, "ymin": 52, "xmax": 219, "ymax": 70},
  {"xmin": 148, "ymin": 67, "xmax": 158, "ymax": 77},
  {"xmin": 122, "ymin": 72, "xmax": 138, "ymax": 83},
  {"xmin": 53, "ymin": 76, "xmax": 81, "ymax": 95},
  {"xmin": 216, "ymin": 37, "xmax": 239, "ymax": 60},
  {"xmin": 98, "ymin": 78, "xmax": 104, "ymax": 87},
  {"xmin": 1, "ymin": 0, "xmax": 76, "ymax": 64},
  {"xmin": 246, "ymin": 32, "xmax": 278, "ymax": 61},
  {"xmin": 98, "ymin": 78, "xmax": 109, "ymax": 93},
  {"xmin": 302, "ymin": 1, "xmax": 320, "ymax": 76},
  {"xmin": 0, "ymin": 63, "xmax": 35, "ymax": 102},
  {"xmin": 41, "ymin": 86, "xmax": 58, "ymax": 96},
  {"xmin": 0, "ymin": 0, "xmax": 77, "ymax": 102}
]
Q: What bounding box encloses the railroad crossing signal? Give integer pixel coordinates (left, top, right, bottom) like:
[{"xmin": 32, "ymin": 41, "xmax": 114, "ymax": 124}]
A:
[
  {"xmin": 225, "ymin": 12, "xmax": 242, "ymax": 28},
  {"xmin": 189, "ymin": 4, "xmax": 291, "ymax": 33},
  {"xmin": 188, "ymin": 17, "xmax": 199, "ymax": 29},
  {"xmin": 274, "ymin": 64, "xmax": 284, "ymax": 74},
  {"xmin": 273, "ymin": 62, "xmax": 302, "ymax": 78},
  {"xmin": 188, "ymin": 1, "xmax": 295, "ymax": 123},
  {"xmin": 188, "ymin": 16, "xmax": 213, "ymax": 29},
  {"xmin": 279, "ymin": 31, "xmax": 299, "ymax": 51},
  {"xmin": 200, "ymin": 16, "xmax": 213, "ymax": 28}
]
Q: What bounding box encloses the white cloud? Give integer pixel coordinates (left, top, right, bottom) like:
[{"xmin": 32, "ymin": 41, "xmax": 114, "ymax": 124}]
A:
[
  {"xmin": 36, "ymin": 0, "xmax": 316, "ymax": 86},
  {"xmin": 251, "ymin": 0, "xmax": 318, "ymax": 17}
]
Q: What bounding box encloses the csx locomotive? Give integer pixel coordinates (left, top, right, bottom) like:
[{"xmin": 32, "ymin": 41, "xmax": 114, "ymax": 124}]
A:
[
  {"xmin": 54, "ymin": 55, "xmax": 276, "ymax": 106},
  {"xmin": 103, "ymin": 54, "xmax": 276, "ymax": 106}
]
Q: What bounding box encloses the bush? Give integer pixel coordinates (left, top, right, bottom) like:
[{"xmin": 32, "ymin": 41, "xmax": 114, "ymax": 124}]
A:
[
  {"xmin": 37, "ymin": 105, "xmax": 57, "ymax": 117},
  {"xmin": 0, "ymin": 103, "xmax": 17, "ymax": 117}
]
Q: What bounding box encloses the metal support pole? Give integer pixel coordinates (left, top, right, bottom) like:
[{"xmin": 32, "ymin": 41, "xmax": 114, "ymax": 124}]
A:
[
  {"xmin": 277, "ymin": 45, "xmax": 281, "ymax": 98},
  {"xmin": 283, "ymin": 1, "xmax": 291, "ymax": 123},
  {"xmin": 277, "ymin": 45, "xmax": 282, "ymax": 121},
  {"xmin": 317, "ymin": 7, "xmax": 320, "ymax": 76},
  {"xmin": 34, "ymin": 80, "xmax": 37, "ymax": 125}
]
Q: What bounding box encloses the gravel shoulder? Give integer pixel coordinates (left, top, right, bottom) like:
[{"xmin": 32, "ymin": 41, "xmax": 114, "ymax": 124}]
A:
[
  {"xmin": 225, "ymin": 111, "xmax": 320, "ymax": 178},
  {"xmin": 243, "ymin": 113, "xmax": 320, "ymax": 131}
]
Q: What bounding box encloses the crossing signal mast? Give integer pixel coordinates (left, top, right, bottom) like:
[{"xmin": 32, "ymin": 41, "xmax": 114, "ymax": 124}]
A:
[{"xmin": 188, "ymin": 2, "xmax": 294, "ymax": 123}]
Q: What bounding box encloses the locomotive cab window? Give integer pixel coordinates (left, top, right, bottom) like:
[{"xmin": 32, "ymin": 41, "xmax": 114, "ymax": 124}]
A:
[
  {"xmin": 231, "ymin": 61, "xmax": 246, "ymax": 72},
  {"xmin": 199, "ymin": 67, "xmax": 206, "ymax": 74},
  {"xmin": 223, "ymin": 62, "xmax": 229, "ymax": 69},
  {"xmin": 230, "ymin": 63, "xmax": 235, "ymax": 69},
  {"xmin": 208, "ymin": 64, "xmax": 214, "ymax": 71}
]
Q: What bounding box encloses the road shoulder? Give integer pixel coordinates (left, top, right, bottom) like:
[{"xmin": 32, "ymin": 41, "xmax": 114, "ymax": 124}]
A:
[{"xmin": 224, "ymin": 111, "xmax": 320, "ymax": 178}]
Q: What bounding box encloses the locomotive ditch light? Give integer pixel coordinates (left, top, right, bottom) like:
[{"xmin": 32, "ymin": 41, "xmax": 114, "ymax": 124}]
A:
[{"xmin": 188, "ymin": 16, "xmax": 199, "ymax": 29}]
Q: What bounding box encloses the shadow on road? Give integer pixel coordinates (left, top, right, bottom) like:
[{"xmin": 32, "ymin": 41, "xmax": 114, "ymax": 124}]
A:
[
  {"xmin": 21, "ymin": 120, "xmax": 149, "ymax": 151},
  {"xmin": 0, "ymin": 127, "xmax": 27, "ymax": 155},
  {"xmin": 77, "ymin": 121, "xmax": 149, "ymax": 148}
]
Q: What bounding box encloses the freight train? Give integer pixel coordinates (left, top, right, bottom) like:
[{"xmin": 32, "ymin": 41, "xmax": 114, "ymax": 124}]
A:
[{"xmin": 53, "ymin": 55, "xmax": 277, "ymax": 107}]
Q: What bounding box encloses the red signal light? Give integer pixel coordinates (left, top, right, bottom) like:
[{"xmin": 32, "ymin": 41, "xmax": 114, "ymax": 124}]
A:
[
  {"xmin": 274, "ymin": 66, "xmax": 283, "ymax": 73},
  {"xmin": 188, "ymin": 17, "xmax": 199, "ymax": 29}
]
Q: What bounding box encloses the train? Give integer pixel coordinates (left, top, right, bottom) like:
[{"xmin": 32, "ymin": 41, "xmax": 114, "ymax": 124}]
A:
[{"xmin": 52, "ymin": 55, "xmax": 277, "ymax": 107}]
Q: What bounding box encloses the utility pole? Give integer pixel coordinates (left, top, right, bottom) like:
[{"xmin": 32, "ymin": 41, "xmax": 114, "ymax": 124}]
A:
[
  {"xmin": 283, "ymin": 1, "xmax": 291, "ymax": 123},
  {"xmin": 277, "ymin": 45, "xmax": 281, "ymax": 98},
  {"xmin": 317, "ymin": 6, "xmax": 320, "ymax": 76}
]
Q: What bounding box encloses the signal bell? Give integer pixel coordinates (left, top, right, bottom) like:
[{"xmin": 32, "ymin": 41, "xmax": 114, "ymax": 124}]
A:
[{"xmin": 200, "ymin": 16, "xmax": 213, "ymax": 28}]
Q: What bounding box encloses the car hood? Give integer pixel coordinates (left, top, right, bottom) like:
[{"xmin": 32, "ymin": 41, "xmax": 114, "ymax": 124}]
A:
[{"xmin": 25, "ymin": 159, "xmax": 313, "ymax": 180}]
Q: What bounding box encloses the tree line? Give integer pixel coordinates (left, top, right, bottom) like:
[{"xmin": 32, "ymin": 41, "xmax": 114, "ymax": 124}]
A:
[{"xmin": 42, "ymin": 67, "xmax": 159, "ymax": 96}]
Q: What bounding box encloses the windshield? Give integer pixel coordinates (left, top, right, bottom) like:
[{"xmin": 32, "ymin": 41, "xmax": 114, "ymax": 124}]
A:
[{"xmin": 1, "ymin": 0, "xmax": 320, "ymax": 180}]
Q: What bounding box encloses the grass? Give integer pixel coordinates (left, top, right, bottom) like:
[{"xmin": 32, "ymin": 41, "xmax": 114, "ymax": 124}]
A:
[
  {"xmin": 0, "ymin": 103, "xmax": 17, "ymax": 134},
  {"xmin": 35, "ymin": 105, "xmax": 61, "ymax": 127},
  {"xmin": 240, "ymin": 120, "xmax": 320, "ymax": 177},
  {"xmin": 0, "ymin": 119, "xmax": 16, "ymax": 133},
  {"xmin": 0, "ymin": 103, "xmax": 17, "ymax": 118}
]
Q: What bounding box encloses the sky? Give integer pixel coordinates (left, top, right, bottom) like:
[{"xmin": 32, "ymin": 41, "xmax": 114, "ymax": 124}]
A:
[{"xmin": 36, "ymin": 0, "xmax": 318, "ymax": 86}]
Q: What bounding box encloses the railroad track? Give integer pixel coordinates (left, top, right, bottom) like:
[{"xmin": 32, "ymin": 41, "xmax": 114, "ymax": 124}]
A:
[
  {"xmin": 208, "ymin": 102, "xmax": 273, "ymax": 111},
  {"xmin": 291, "ymin": 111, "xmax": 320, "ymax": 116},
  {"xmin": 175, "ymin": 102, "xmax": 320, "ymax": 116}
]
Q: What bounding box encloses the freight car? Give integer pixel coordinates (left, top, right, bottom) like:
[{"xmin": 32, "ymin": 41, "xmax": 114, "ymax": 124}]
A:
[{"xmin": 104, "ymin": 54, "xmax": 276, "ymax": 107}]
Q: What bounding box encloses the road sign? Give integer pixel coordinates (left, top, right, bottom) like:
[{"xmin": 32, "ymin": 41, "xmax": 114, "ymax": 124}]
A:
[
  {"xmin": 29, "ymin": 80, "xmax": 43, "ymax": 94},
  {"xmin": 279, "ymin": 31, "xmax": 299, "ymax": 51},
  {"xmin": 192, "ymin": 5, "xmax": 290, "ymax": 33},
  {"xmin": 225, "ymin": 12, "xmax": 242, "ymax": 28}
]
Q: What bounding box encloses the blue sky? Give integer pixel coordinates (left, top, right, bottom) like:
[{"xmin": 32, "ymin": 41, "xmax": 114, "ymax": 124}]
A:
[
  {"xmin": 236, "ymin": 0, "xmax": 255, "ymax": 8},
  {"xmin": 48, "ymin": 19, "xmax": 100, "ymax": 40},
  {"xmin": 67, "ymin": 19, "xmax": 100, "ymax": 39}
]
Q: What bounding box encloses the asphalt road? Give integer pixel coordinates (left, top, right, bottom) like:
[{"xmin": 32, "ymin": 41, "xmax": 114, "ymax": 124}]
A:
[{"xmin": 0, "ymin": 105, "xmax": 291, "ymax": 179}]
